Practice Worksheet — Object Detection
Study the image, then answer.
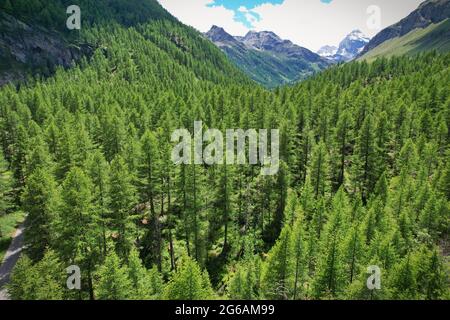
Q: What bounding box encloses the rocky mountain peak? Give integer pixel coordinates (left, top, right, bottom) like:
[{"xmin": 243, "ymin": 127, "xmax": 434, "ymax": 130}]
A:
[
  {"xmin": 205, "ymin": 25, "xmax": 237, "ymax": 43},
  {"xmin": 241, "ymin": 30, "xmax": 283, "ymax": 50}
]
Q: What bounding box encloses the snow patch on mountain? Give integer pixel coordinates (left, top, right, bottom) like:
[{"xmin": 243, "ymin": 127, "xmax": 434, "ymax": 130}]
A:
[
  {"xmin": 317, "ymin": 45, "xmax": 338, "ymax": 58},
  {"xmin": 318, "ymin": 29, "xmax": 370, "ymax": 62}
]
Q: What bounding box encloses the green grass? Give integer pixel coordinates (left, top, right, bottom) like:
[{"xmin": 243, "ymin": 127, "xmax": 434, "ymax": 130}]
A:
[
  {"xmin": 0, "ymin": 211, "xmax": 26, "ymax": 263},
  {"xmin": 360, "ymin": 19, "xmax": 450, "ymax": 62}
]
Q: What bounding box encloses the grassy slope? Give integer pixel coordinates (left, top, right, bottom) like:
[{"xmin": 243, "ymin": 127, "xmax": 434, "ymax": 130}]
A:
[
  {"xmin": 0, "ymin": 211, "xmax": 26, "ymax": 263},
  {"xmin": 360, "ymin": 19, "xmax": 450, "ymax": 62}
]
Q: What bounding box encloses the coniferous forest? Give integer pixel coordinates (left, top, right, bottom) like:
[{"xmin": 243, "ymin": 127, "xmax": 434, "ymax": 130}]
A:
[{"xmin": 0, "ymin": 0, "xmax": 449, "ymax": 301}]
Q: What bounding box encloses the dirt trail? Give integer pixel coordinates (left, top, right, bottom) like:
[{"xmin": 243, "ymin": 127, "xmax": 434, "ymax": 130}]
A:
[{"xmin": 0, "ymin": 223, "xmax": 25, "ymax": 300}]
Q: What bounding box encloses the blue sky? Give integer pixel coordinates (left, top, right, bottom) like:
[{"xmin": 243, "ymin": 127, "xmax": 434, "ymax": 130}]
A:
[
  {"xmin": 208, "ymin": 0, "xmax": 284, "ymax": 27},
  {"xmin": 158, "ymin": 0, "xmax": 425, "ymax": 51}
]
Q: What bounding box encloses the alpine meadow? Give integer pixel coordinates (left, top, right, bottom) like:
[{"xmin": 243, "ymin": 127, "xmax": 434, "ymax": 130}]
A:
[{"xmin": 0, "ymin": 0, "xmax": 448, "ymax": 302}]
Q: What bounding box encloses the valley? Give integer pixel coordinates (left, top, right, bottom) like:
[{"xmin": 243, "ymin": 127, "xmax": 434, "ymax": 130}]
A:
[{"xmin": 0, "ymin": 0, "xmax": 448, "ymax": 302}]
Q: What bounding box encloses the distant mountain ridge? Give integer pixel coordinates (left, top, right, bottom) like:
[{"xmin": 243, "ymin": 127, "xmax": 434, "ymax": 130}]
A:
[
  {"xmin": 206, "ymin": 26, "xmax": 330, "ymax": 87},
  {"xmin": 360, "ymin": 0, "xmax": 450, "ymax": 57}
]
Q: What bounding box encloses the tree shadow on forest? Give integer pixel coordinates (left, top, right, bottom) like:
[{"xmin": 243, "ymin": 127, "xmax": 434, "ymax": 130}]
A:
[{"xmin": 206, "ymin": 243, "xmax": 231, "ymax": 288}]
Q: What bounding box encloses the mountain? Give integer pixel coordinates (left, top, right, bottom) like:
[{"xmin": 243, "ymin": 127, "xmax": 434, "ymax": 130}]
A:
[
  {"xmin": 0, "ymin": 0, "xmax": 449, "ymax": 303},
  {"xmin": 0, "ymin": 0, "xmax": 191, "ymax": 86},
  {"xmin": 0, "ymin": 11, "xmax": 93, "ymax": 86},
  {"xmin": 359, "ymin": 0, "xmax": 450, "ymax": 60},
  {"xmin": 206, "ymin": 26, "xmax": 330, "ymax": 88},
  {"xmin": 335, "ymin": 30, "xmax": 370, "ymax": 61},
  {"xmin": 241, "ymin": 30, "xmax": 325, "ymax": 63},
  {"xmin": 360, "ymin": 19, "xmax": 450, "ymax": 61},
  {"xmin": 318, "ymin": 30, "xmax": 370, "ymax": 62},
  {"xmin": 204, "ymin": 25, "xmax": 238, "ymax": 44},
  {"xmin": 317, "ymin": 45, "xmax": 338, "ymax": 58}
]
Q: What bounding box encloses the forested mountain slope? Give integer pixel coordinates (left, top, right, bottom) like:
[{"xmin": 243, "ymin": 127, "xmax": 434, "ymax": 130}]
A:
[
  {"xmin": 0, "ymin": 0, "xmax": 247, "ymax": 86},
  {"xmin": 206, "ymin": 26, "xmax": 330, "ymax": 88},
  {"xmin": 0, "ymin": 0, "xmax": 448, "ymax": 300}
]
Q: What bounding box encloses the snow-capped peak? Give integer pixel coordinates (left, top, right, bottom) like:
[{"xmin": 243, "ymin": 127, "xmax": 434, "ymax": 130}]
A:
[
  {"xmin": 347, "ymin": 29, "xmax": 371, "ymax": 42},
  {"xmin": 336, "ymin": 29, "xmax": 370, "ymax": 61},
  {"xmin": 317, "ymin": 45, "xmax": 338, "ymax": 57},
  {"xmin": 317, "ymin": 29, "xmax": 371, "ymax": 63}
]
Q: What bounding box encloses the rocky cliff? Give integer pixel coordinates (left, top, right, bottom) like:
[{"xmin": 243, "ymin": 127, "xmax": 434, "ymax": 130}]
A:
[{"xmin": 0, "ymin": 12, "xmax": 93, "ymax": 86}]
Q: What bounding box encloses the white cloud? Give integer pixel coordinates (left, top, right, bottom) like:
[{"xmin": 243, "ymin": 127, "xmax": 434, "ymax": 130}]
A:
[
  {"xmin": 158, "ymin": 0, "xmax": 248, "ymax": 35},
  {"xmin": 158, "ymin": 0, "xmax": 426, "ymax": 51}
]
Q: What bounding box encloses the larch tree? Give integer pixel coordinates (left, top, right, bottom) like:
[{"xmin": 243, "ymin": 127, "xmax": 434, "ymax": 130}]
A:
[
  {"xmin": 309, "ymin": 141, "xmax": 330, "ymax": 199},
  {"xmin": 95, "ymin": 251, "xmax": 133, "ymax": 300},
  {"xmin": 164, "ymin": 255, "xmax": 214, "ymax": 300},
  {"xmin": 261, "ymin": 225, "xmax": 293, "ymax": 300},
  {"xmin": 109, "ymin": 155, "xmax": 138, "ymax": 259},
  {"xmin": 291, "ymin": 216, "xmax": 307, "ymax": 300},
  {"xmin": 312, "ymin": 189, "xmax": 349, "ymax": 298},
  {"xmin": 22, "ymin": 168, "xmax": 59, "ymax": 261},
  {"xmin": 86, "ymin": 150, "xmax": 111, "ymax": 257},
  {"xmin": 353, "ymin": 114, "xmax": 378, "ymax": 204},
  {"xmin": 56, "ymin": 167, "xmax": 100, "ymax": 299}
]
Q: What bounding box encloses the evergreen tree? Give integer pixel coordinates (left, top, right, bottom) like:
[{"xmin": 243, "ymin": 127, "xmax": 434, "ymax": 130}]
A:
[
  {"xmin": 8, "ymin": 251, "xmax": 65, "ymax": 300},
  {"xmin": 95, "ymin": 251, "xmax": 133, "ymax": 300},
  {"xmin": 127, "ymin": 248, "xmax": 163, "ymax": 299},
  {"xmin": 342, "ymin": 222, "xmax": 365, "ymax": 285},
  {"xmin": 261, "ymin": 225, "xmax": 293, "ymax": 300},
  {"xmin": 109, "ymin": 155, "xmax": 138, "ymax": 258},
  {"xmin": 0, "ymin": 11, "xmax": 448, "ymax": 301},
  {"xmin": 22, "ymin": 169, "xmax": 59, "ymax": 261},
  {"xmin": 56, "ymin": 167, "xmax": 100, "ymax": 299},
  {"xmin": 86, "ymin": 151, "xmax": 111, "ymax": 257},
  {"xmin": 164, "ymin": 256, "xmax": 214, "ymax": 300},
  {"xmin": 7, "ymin": 255, "xmax": 34, "ymax": 300},
  {"xmin": 291, "ymin": 216, "xmax": 307, "ymax": 300},
  {"xmin": 353, "ymin": 115, "xmax": 378, "ymax": 204},
  {"xmin": 309, "ymin": 141, "xmax": 329, "ymax": 199},
  {"xmin": 388, "ymin": 256, "xmax": 418, "ymax": 300},
  {"xmin": 312, "ymin": 189, "xmax": 349, "ymax": 298},
  {"xmin": 333, "ymin": 109, "xmax": 352, "ymax": 189},
  {"xmin": 0, "ymin": 149, "xmax": 13, "ymax": 215}
]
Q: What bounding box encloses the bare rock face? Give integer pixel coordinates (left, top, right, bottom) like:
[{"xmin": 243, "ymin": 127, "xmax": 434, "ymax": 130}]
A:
[
  {"xmin": 0, "ymin": 12, "xmax": 93, "ymax": 86},
  {"xmin": 240, "ymin": 30, "xmax": 324, "ymax": 63},
  {"xmin": 205, "ymin": 25, "xmax": 238, "ymax": 44}
]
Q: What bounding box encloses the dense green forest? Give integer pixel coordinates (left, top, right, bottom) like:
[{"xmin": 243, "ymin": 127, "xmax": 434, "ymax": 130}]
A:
[{"xmin": 0, "ymin": 0, "xmax": 449, "ymax": 300}]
